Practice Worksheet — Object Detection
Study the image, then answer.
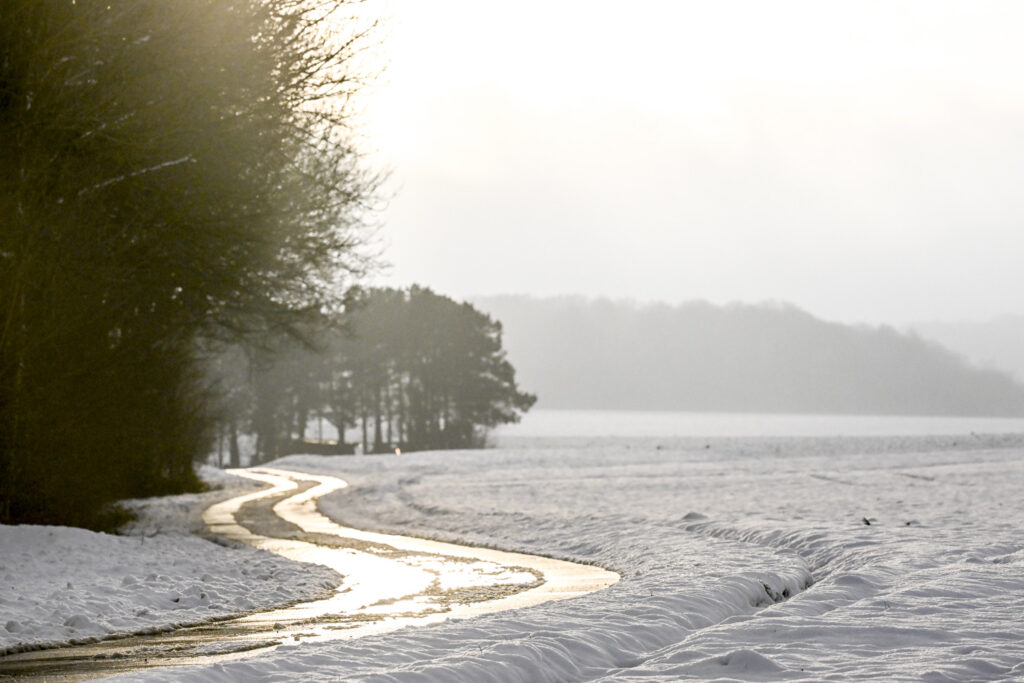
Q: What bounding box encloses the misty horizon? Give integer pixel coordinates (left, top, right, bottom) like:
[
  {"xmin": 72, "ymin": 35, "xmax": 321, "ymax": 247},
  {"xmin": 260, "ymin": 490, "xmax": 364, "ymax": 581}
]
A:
[
  {"xmin": 358, "ymin": 1, "xmax": 1024, "ymax": 326},
  {"xmin": 462, "ymin": 291, "xmax": 1024, "ymax": 328}
]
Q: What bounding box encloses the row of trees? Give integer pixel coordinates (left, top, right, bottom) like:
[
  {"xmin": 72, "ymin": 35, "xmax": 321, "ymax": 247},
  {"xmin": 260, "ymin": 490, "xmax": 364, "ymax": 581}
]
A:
[
  {"xmin": 1, "ymin": 0, "xmax": 376, "ymax": 527},
  {"xmin": 216, "ymin": 286, "xmax": 536, "ymax": 462}
]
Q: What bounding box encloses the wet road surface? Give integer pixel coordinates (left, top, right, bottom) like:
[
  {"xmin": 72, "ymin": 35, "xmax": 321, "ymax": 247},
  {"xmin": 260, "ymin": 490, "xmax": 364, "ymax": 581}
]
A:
[{"xmin": 0, "ymin": 467, "xmax": 618, "ymax": 680}]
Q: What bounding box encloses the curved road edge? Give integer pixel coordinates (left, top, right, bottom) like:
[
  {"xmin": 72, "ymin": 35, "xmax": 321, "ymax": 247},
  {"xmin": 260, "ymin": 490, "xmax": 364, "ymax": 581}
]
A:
[{"xmin": 205, "ymin": 466, "xmax": 621, "ymax": 635}]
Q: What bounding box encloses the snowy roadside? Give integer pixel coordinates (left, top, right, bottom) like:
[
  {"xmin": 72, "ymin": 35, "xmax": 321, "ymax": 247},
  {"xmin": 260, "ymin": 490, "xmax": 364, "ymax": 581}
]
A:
[
  {"xmin": 0, "ymin": 467, "xmax": 339, "ymax": 655},
  {"xmin": 8, "ymin": 436, "xmax": 1024, "ymax": 680},
  {"xmin": 119, "ymin": 437, "xmax": 1024, "ymax": 682}
]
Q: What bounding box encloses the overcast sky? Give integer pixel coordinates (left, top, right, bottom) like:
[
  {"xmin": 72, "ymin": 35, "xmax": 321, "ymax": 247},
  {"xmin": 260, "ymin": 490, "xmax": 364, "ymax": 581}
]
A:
[{"xmin": 356, "ymin": 0, "xmax": 1024, "ymax": 325}]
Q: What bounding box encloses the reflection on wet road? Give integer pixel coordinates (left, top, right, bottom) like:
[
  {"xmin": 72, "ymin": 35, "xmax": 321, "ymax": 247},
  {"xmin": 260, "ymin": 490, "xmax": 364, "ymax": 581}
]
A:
[{"xmin": 0, "ymin": 467, "xmax": 619, "ymax": 680}]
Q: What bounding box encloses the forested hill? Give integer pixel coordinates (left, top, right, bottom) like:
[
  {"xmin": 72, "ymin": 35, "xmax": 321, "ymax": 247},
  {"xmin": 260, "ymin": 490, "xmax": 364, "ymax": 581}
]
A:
[
  {"xmin": 473, "ymin": 296, "xmax": 1024, "ymax": 417},
  {"xmin": 912, "ymin": 316, "xmax": 1024, "ymax": 383}
]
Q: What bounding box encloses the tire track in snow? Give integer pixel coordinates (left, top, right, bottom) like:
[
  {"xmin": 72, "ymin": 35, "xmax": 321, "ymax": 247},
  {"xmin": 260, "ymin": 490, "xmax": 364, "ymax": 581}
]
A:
[{"xmin": 0, "ymin": 467, "xmax": 619, "ymax": 680}]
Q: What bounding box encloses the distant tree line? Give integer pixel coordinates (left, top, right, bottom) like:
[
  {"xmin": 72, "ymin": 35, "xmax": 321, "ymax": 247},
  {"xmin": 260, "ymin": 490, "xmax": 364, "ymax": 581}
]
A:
[
  {"xmin": 213, "ymin": 286, "xmax": 536, "ymax": 462},
  {"xmin": 476, "ymin": 296, "xmax": 1024, "ymax": 416},
  {"xmin": 1, "ymin": 0, "xmax": 376, "ymax": 528}
]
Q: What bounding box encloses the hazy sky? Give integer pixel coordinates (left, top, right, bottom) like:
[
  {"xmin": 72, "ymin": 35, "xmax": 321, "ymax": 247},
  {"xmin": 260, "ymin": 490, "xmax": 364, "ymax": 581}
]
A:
[{"xmin": 356, "ymin": 0, "xmax": 1024, "ymax": 325}]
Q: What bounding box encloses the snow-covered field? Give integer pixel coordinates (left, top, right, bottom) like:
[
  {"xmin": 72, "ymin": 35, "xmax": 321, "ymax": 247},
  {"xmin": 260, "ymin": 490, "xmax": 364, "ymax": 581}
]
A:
[
  {"xmin": 137, "ymin": 433, "xmax": 1024, "ymax": 681},
  {"xmin": 5, "ymin": 432, "xmax": 1024, "ymax": 681}
]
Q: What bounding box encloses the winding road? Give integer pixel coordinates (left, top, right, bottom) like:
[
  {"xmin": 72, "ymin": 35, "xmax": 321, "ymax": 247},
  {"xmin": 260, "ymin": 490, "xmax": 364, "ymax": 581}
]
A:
[{"xmin": 0, "ymin": 467, "xmax": 619, "ymax": 680}]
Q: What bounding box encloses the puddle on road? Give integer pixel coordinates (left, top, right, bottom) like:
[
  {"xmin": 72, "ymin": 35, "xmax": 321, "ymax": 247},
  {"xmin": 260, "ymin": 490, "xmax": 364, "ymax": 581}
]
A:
[{"xmin": 0, "ymin": 467, "xmax": 619, "ymax": 680}]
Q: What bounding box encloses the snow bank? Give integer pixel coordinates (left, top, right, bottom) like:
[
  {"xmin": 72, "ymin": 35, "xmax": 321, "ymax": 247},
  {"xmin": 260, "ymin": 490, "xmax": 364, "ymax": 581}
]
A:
[{"xmin": 0, "ymin": 470, "xmax": 338, "ymax": 654}]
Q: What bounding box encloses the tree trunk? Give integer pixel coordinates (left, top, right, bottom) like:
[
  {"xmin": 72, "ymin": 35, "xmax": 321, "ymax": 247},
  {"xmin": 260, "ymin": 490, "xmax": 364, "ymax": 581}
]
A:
[
  {"xmin": 373, "ymin": 385, "xmax": 384, "ymax": 453},
  {"xmin": 384, "ymin": 381, "xmax": 393, "ymax": 448},
  {"xmin": 360, "ymin": 405, "xmax": 368, "ymax": 454},
  {"xmin": 217, "ymin": 425, "xmax": 224, "ymax": 468},
  {"xmin": 229, "ymin": 420, "xmax": 240, "ymax": 468}
]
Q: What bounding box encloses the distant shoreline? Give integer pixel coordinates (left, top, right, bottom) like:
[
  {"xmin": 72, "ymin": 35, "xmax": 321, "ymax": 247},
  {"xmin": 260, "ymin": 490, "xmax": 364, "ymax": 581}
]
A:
[{"xmin": 494, "ymin": 408, "xmax": 1024, "ymax": 439}]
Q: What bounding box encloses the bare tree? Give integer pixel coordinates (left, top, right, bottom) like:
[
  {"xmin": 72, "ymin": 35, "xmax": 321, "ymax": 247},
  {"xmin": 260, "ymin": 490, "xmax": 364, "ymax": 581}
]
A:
[{"xmin": 0, "ymin": 0, "xmax": 378, "ymax": 526}]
